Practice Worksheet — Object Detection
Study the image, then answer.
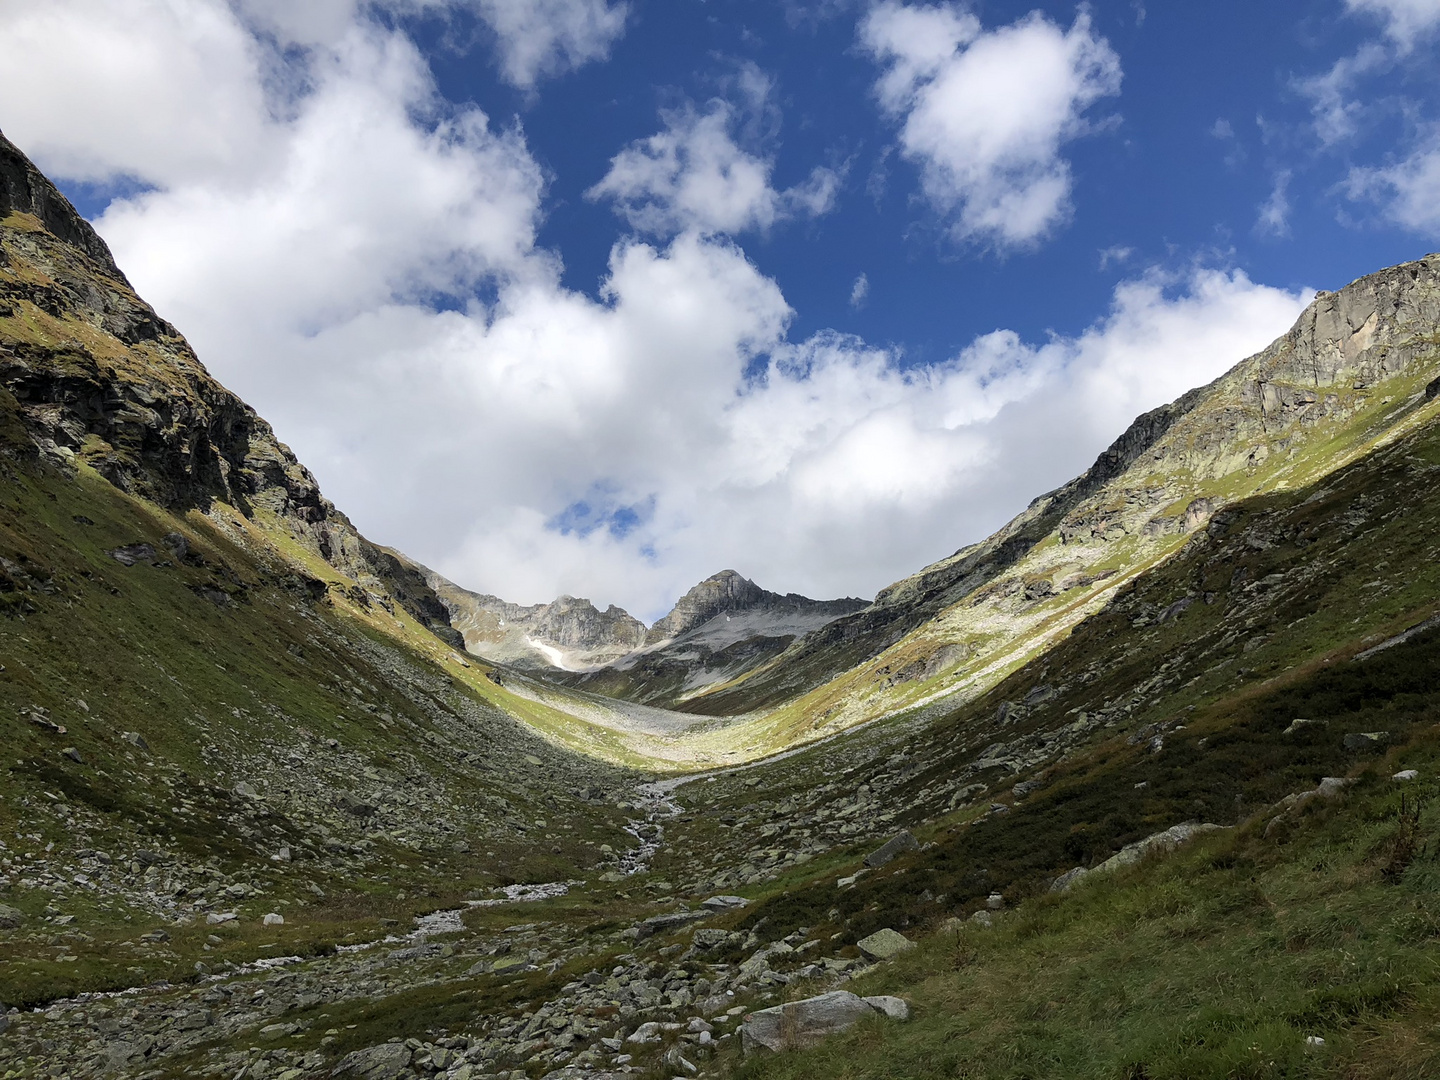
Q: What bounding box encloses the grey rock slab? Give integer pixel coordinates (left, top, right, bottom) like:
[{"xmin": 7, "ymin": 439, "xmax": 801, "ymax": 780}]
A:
[
  {"xmin": 700, "ymin": 895, "xmax": 748, "ymax": 912},
  {"xmin": 1097, "ymin": 823, "xmax": 1226, "ymax": 873},
  {"xmin": 1050, "ymin": 866, "xmax": 1089, "ymax": 893},
  {"xmin": 332, "ymin": 1043, "xmax": 413, "ymax": 1079},
  {"xmin": 741, "ymin": 991, "xmax": 880, "ymax": 1053},
  {"xmin": 0, "ymin": 903, "xmax": 24, "ymax": 929},
  {"xmin": 1394, "ymin": 769, "xmax": 1420, "ymax": 781},
  {"xmin": 635, "ymin": 911, "xmax": 707, "ymax": 940},
  {"xmin": 855, "ymin": 928, "xmax": 914, "ymax": 961},
  {"xmin": 863, "ymin": 830, "xmax": 919, "ymax": 869}
]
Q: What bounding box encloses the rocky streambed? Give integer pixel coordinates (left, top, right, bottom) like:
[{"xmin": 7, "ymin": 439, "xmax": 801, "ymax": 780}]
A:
[{"xmin": 0, "ymin": 773, "xmax": 902, "ymax": 1080}]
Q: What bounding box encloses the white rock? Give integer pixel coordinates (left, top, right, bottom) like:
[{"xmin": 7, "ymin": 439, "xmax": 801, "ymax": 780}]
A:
[
  {"xmin": 263, "ymin": 913, "xmax": 284, "ymax": 926},
  {"xmin": 1393, "ymin": 769, "xmax": 1419, "ymax": 781}
]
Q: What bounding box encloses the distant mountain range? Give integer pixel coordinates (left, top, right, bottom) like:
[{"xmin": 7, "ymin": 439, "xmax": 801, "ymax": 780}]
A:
[{"xmin": 426, "ymin": 567, "xmax": 867, "ymax": 706}]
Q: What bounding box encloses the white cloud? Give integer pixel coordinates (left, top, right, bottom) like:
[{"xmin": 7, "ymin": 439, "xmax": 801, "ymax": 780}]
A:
[
  {"xmin": 0, "ymin": 0, "xmax": 1308, "ymax": 623},
  {"xmin": 469, "ymin": 0, "xmax": 629, "ymax": 89},
  {"xmin": 1347, "ymin": 130, "xmax": 1440, "ymax": 234},
  {"xmin": 1256, "ymin": 171, "xmax": 1292, "ymax": 237},
  {"xmin": 1346, "ymin": 0, "xmax": 1440, "ymax": 45},
  {"xmin": 859, "ymin": 1, "xmax": 1121, "ymax": 248},
  {"xmin": 1293, "ymin": 41, "xmax": 1389, "ymax": 147},
  {"xmin": 588, "ymin": 99, "xmax": 842, "ymax": 237},
  {"xmin": 849, "ymin": 273, "xmax": 870, "ymax": 307},
  {"xmin": 0, "ymin": 0, "xmax": 273, "ymax": 185}
]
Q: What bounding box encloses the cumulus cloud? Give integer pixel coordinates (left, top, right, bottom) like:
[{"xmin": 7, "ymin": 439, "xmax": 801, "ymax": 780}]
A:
[
  {"xmin": 859, "ymin": 1, "xmax": 1121, "ymax": 248},
  {"xmin": 1256, "ymin": 171, "xmax": 1293, "ymax": 237},
  {"xmin": 588, "ymin": 98, "xmax": 842, "ymax": 237},
  {"xmin": 1293, "ymin": 41, "xmax": 1389, "ymax": 147},
  {"xmin": 468, "ymin": 0, "xmax": 629, "ymax": 89},
  {"xmin": 0, "ymin": 0, "xmax": 1307, "ymax": 622},
  {"xmin": 1346, "ymin": 130, "xmax": 1440, "ymax": 234},
  {"xmin": 1346, "ymin": 0, "xmax": 1440, "ymax": 45}
]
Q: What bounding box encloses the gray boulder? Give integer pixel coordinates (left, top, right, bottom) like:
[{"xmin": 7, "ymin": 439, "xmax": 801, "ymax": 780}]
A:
[
  {"xmin": 700, "ymin": 894, "xmax": 748, "ymax": 911},
  {"xmin": 863, "ymin": 830, "xmax": 919, "ymax": 868},
  {"xmin": 856, "ymin": 927, "xmax": 914, "ymax": 960},
  {"xmin": 332, "ymin": 1042, "xmax": 412, "ymax": 1079},
  {"xmin": 742, "ymin": 991, "xmax": 904, "ymax": 1053},
  {"xmin": 0, "ymin": 904, "xmax": 24, "ymax": 930},
  {"xmin": 863, "ymin": 995, "xmax": 910, "ymax": 1021}
]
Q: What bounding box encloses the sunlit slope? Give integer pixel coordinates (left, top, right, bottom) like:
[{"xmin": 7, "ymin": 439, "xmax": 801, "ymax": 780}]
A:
[{"xmin": 662, "ymin": 255, "xmax": 1440, "ymax": 759}]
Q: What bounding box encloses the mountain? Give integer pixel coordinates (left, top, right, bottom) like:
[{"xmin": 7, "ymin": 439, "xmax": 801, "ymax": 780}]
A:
[
  {"xmin": 432, "ymin": 566, "xmax": 866, "ymax": 702},
  {"xmin": 4, "ymin": 129, "xmax": 1440, "ymax": 1079},
  {"xmin": 425, "ymin": 578, "xmax": 647, "ymax": 669},
  {"xmin": 552, "ymin": 570, "xmax": 868, "ymax": 705}
]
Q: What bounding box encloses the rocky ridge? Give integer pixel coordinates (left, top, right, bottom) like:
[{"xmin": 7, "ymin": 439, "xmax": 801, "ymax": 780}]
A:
[{"xmin": 665, "ymin": 255, "xmax": 1440, "ymax": 738}]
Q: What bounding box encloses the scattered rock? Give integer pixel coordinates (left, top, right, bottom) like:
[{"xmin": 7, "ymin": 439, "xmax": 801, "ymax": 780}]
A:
[
  {"xmin": 863, "ymin": 829, "xmax": 919, "ymax": 868},
  {"xmin": 107, "ymin": 543, "xmax": 156, "ymax": 566},
  {"xmin": 1097, "ymin": 822, "xmax": 1226, "ymax": 873},
  {"xmin": 0, "ymin": 904, "xmax": 24, "ymax": 929},
  {"xmin": 700, "ymin": 894, "xmax": 748, "ymax": 912},
  {"xmin": 1393, "ymin": 769, "xmax": 1419, "ymax": 781},
  {"xmin": 1284, "ymin": 718, "xmax": 1326, "ymax": 736},
  {"xmin": 862, "ymin": 995, "xmax": 910, "ymax": 1021},
  {"xmin": 263, "ymin": 913, "xmax": 285, "ymax": 926},
  {"xmin": 1050, "ymin": 866, "xmax": 1089, "ymax": 893},
  {"xmin": 635, "ymin": 910, "xmax": 707, "ymax": 940},
  {"xmin": 233, "ymin": 781, "xmax": 259, "ymax": 798},
  {"xmin": 62, "ymin": 746, "xmax": 83, "ymax": 764},
  {"xmin": 742, "ymin": 991, "xmax": 900, "ymax": 1053},
  {"xmin": 856, "ymin": 928, "xmax": 914, "ymax": 961},
  {"xmin": 121, "ymin": 731, "xmax": 150, "ymax": 751}
]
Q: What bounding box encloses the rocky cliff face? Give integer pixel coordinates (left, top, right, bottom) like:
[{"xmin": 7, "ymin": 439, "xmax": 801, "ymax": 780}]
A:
[{"xmin": 0, "ymin": 131, "xmax": 462, "ymax": 647}]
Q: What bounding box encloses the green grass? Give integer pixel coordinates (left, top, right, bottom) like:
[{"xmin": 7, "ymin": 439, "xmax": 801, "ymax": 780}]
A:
[{"xmin": 728, "ymin": 761, "xmax": 1440, "ymax": 1080}]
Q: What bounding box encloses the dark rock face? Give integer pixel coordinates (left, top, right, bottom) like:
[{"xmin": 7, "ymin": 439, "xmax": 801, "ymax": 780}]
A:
[
  {"xmin": 0, "ymin": 129, "xmax": 126, "ymax": 283},
  {"xmin": 0, "ymin": 133, "xmax": 462, "ymax": 648},
  {"xmin": 646, "ymin": 570, "xmax": 770, "ymax": 643}
]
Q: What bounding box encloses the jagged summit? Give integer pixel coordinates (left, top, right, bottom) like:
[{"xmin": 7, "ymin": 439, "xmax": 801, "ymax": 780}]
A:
[{"xmin": 428, "ymin": 565, "xmax": 866, "ymax": 683}]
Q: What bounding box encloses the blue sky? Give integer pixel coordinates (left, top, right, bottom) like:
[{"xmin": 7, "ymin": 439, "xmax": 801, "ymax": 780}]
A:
[{"xmin": 2, "ymin": 1, "xmax": 1438, "ymax": 619}]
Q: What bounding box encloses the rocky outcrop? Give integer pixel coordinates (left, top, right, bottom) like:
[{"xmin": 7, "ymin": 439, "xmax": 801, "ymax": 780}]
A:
[
  {"xmin": 0, "ymin": 129, "xmax": 126, "ymax": 283},
  {"xmin": 0, "ymin": 131, "xmax": 461, "ymax": 647}
]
